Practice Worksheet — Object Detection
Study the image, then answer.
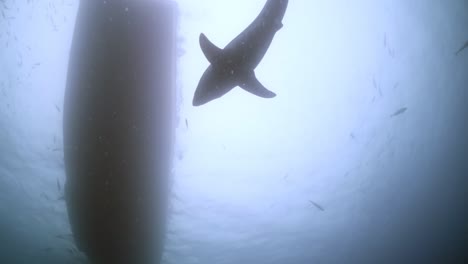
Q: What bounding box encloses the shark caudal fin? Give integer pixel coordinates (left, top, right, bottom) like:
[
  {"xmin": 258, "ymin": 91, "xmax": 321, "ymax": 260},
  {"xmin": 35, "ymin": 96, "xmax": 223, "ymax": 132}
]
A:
[
  {"xmin": 199, "ymin": 33, "xmax": 222, "ymax": 63},
  {"xmin": 239, "ymin": 71, "xmax": 276, "ymax": 98}
]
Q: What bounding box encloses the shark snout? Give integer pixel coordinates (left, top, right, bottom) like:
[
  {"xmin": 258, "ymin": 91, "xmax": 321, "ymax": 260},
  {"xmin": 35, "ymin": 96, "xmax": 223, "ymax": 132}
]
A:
[
  {"xmin": 193, "ymin": 66, "xmax": 235, "ymax": 106},
  {"xmin": 192, "ymin": 92, "xmax": 207, "ymax": 106},
  {"xmin": 192, "ymin": 82, "xmax": 229, "ymax": 106}
]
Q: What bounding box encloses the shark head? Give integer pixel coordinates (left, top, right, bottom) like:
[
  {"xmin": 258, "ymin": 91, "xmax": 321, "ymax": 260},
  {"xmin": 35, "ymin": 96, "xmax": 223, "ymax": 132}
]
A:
[{"xmin": 192, "ymin": 66, "xmax": 236, "ymax": 106}]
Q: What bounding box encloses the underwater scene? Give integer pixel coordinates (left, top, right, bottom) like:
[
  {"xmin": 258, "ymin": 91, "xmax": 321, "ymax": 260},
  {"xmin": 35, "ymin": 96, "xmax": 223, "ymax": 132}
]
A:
[{"xmin": 0, "ymin": 0, "xmax": 467, "ymax": 263}]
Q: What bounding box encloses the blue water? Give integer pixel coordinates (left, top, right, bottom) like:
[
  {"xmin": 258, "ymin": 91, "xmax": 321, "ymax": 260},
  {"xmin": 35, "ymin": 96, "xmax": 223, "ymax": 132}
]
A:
[{"xmin": 1, "ymin": 0, "xmax": 467, "ymax": 263}]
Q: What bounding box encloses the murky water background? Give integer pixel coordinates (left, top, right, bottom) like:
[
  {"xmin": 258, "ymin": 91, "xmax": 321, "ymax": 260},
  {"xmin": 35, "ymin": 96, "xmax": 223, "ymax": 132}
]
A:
[{"xmin": 1, "ymin": 0, "xmax": 467, "ymax": 263}]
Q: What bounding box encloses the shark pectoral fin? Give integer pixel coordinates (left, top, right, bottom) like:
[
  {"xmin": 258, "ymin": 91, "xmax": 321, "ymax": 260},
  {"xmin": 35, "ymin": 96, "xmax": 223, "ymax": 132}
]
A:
[
  {"xmin": 199, "ymin": 33, "xmax": 222, "ymax": 63},
  {"xmin": 239, "ymin": 72, "xmax": 276, "ymax": 98},
  {"xmin": 275, "ymin": 20, "xmax": 283, "ymax": 31}
]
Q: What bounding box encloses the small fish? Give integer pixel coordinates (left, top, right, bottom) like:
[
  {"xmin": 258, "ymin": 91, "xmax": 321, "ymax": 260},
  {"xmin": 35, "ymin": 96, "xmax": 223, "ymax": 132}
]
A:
[
  {"xmin": 283, "ymin": 173, "xmax": 289, "ymax": 179},
  {"xmin": 372, "ymin": 76, "xmax": 383, "ymax": 96},
  {"xmin": 55, "ymin": 104, "xmax": 60, "ymax": 112},
  {"xmin": 390, "ymin": 107, "xmax": 407, "ymax": 117},
  {"xmin": 185, "ymin": 118, "xmax": 188, "ymax": 129},
  {"xmin": 43, "ymin": 247, "xmax": 53, "ymax": 252},
  {"xmin": 57, "ymin": 194, "xmax": 65, "ymax": 201},
  {"xmin": 68, "ymin": 246, "xmax": 81, "ymax": 256},
  {"xmin": 40, "ymin": 193, "xmax": 50, "ymax": 200},
  {"xmin": 309, "ymin": 200, "xmax": 324, "ymax": 211},
  {"xmin": 52, "ymin": 148, "xmax": 61, "ymax": 151},
  {"xmin": 55, "ymin": 234, "xmax": 73, "ymax": 241},
  {"xmin": 350, "ymin": 133, "xmax": 356, "ymax": 140},
  {"xmin": 57, "ymin": 179, "xmax": 61, "ymax": 192},
  {"xmin": 455, "ymin": 41, "xmax": 468, "ymax": 56}
]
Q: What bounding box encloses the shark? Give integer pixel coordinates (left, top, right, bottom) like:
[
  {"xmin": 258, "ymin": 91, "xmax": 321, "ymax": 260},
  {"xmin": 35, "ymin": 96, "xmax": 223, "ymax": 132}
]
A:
[{"xmin": 192, "ymin": 0, "xmax": 289, "ymax": 106}]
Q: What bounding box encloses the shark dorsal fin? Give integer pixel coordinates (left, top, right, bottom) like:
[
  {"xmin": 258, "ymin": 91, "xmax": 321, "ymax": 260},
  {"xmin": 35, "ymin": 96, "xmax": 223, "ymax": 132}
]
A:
[{"xmin": 199, "ymin": 33, "xmax": 222, "ymax": 64}]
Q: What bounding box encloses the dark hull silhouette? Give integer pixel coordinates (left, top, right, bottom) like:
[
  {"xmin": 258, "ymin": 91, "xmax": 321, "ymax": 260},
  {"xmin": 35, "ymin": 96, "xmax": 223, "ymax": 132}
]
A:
[{"xmin": 63, "ymin": 1, "xmax": 176, "ymax": 263}]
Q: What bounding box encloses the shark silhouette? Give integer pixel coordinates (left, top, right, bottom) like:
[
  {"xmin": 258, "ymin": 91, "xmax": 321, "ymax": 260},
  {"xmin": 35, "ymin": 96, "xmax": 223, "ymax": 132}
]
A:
[{"xmin": 192, "ymin": 0, "xmax": 289, "ymax": 106}]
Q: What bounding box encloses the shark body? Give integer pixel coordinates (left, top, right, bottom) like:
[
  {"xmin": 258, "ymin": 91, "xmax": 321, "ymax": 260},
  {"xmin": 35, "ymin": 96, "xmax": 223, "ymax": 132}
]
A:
[{"xmin": 193, "ymin": 0, "xmax": 289, "ymax": 106}]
